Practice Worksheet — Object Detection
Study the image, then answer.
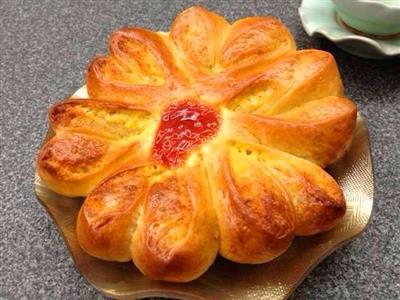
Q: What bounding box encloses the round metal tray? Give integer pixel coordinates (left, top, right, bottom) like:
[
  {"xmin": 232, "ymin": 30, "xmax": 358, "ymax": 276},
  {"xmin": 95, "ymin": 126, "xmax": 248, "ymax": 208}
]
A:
[{"xmin": 35, "ymin": 86, "xmax": 374, "ymax": 299}]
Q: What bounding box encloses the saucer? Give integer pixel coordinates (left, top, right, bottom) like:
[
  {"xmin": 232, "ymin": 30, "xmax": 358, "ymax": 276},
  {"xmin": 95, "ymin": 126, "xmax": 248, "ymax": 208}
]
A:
[{"xmin": 299, "ymin": 0, "xmax": 400, "ymax": 59}]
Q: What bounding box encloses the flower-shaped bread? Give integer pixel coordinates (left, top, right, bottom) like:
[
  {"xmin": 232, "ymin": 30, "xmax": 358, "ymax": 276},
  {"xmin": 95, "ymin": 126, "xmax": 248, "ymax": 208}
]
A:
[{"xmin": 37, "ymin": 6, "xmax": 357, "ymax": 282}]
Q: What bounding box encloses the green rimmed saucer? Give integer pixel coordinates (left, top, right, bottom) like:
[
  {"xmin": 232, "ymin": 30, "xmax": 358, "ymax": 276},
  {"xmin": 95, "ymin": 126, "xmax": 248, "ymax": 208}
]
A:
[{"xmin": 299, "ymin": 0, "xmax": 400, "ymax": 59}]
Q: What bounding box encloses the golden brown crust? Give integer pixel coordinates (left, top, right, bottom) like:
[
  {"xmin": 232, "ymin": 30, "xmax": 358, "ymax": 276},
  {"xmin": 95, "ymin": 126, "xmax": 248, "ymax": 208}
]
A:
[
  {"xmin": 204, "ymin": 140, "xmax": 345, "ymax": 239},
  {"xmin": 49, "ymin": 99, "xmax": 155, "ymax": 138},
  {"xmin": 38, "ymin": 133, "xmax": 108, "ymax": 180},
  {"xmin": 36, "ymin": 99, "xmax": 157, "ymax": 196},
  {"xmin": 171, "ymin": 6, "xmax": 230, "ymax": 75},
  {"xmin": 76, "ymin": 157, "xmax": 219, "ymax": 282},
  {"xmin": 86, "ymin": 6, "xmax": 297, "ymax": 107},
  {"xmin": 240, "ymin": 142, "xmax": 346, "ymax": 236},
  {"xmin": 131, "ymin": 160, "xmax": 219, "ymax": 282},
  {"xmin": 77, "ymin": 167, "xmax": 148, "ymax": 261},
  {"xmin": 220, "ymin": 49, "xmax": 343, "ymax": 111},
  {"xmin": 224, "ymin": 96, "xmax": 357, "ymax": 166},
  {"xmin": 204, "ymin": 143, "xmax": 295, "ymax": 263},
  {"xmin": 37, "ymin": 133, "xmax": 148, "ymax": 196},
  {"xmin": 219, "ymin": 16, "xmax": 296, "ymax": 70},
  {"xmin": 87, "ymin": 28, "xmax": 192, "ymax": 109},
  {"xmin": 36, "ymin": 6, "xmax": 358, "ymax": 283},
  {"xmin": 171, "ymin": 7, "xmax": 295, "ymax": 75},
  {"xmin": 171, "ymin": 8, "xmax": 296, "ymax": 104}
]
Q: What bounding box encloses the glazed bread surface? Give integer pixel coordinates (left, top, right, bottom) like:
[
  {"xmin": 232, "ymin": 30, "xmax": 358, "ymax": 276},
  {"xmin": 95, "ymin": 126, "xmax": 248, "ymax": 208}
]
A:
[{"xmin": 36, "ymin": 6, "xmax": 357, "ymax": 282}]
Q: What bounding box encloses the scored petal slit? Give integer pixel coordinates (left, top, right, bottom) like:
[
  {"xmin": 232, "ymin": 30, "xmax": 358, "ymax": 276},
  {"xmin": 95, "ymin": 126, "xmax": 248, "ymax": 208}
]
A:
[
  {"xmin": 37, "ymin": 99, "xmax": 158, "ymax": 196},
  {"xmin": 36, "ymin": 6, "xmax": 357, "ymax": 282}
]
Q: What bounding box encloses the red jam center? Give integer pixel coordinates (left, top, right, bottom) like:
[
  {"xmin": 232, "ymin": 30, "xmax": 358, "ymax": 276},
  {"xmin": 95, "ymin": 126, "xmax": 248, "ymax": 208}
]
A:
[{"xmin": 152, "ymin": 101, "xmax": 220, "ymax": 167}]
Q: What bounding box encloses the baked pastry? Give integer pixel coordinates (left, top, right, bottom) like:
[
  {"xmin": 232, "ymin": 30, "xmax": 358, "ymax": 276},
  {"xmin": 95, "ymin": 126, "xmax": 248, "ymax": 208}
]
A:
[{"xmin": 36, "ymin": 6, "xmax": 357, "ymax": 282}]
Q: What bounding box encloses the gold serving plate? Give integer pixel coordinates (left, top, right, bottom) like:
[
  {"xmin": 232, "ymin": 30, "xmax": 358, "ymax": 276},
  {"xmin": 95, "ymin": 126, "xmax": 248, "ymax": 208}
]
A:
[{"xmin": 35, "ymin": 86, "xmax": 374, "ymax": 300}]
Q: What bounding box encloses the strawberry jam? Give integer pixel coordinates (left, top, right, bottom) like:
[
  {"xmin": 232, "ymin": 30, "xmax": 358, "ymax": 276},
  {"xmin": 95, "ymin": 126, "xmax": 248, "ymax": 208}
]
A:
[{"xmin": 152, "ymin": 101, "xmax": 219, "ymax": 167}]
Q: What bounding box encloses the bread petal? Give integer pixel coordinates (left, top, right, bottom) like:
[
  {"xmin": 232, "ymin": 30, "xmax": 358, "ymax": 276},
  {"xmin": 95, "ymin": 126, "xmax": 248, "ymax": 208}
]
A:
[
  {"xmin": 219, "ymin": 140, "xmax": 346, "ymax": 236},
  {"xmin": 219, "ymin": 16, "xmax": 295, "ymax": 69},
  {"xmin": 131, "ymin": 157, "xmax": 219, "ymax": 282},
  {"xmin": 224, "ymin": 49, "xmax": 343, "ymax": 113},
  {"xmin": 204, "ymin": 143, "xmax": 295, "ymax": 263},
  {"xmin": 37, "ymin": 100, "xmax": 156, "ymax": 196},
  {"xmin": 171, "ymin": 6, "xmax": 229, "ymax": 74},
  {"xmin": 223, "ymin": 96, "xmax": 357, "ymax": 166},
  {"xmin": 87, "ymin": 28, "xmax": 190, "ymax": 107},
  {"xmin": 76, "ymin": 166, "xmax": 150, "ymax": 261}
]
